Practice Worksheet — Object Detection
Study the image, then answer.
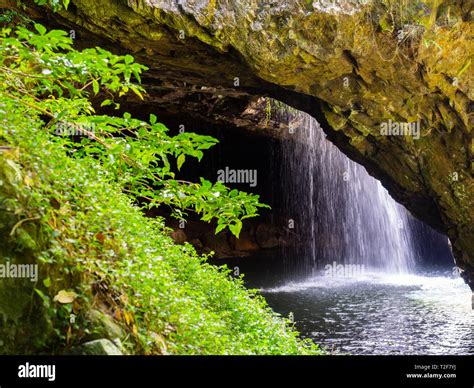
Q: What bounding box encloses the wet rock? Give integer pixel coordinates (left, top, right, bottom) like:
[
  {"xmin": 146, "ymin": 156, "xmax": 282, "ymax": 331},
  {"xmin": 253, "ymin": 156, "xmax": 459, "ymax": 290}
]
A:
[
  {"xmin": 256, "ymin": 224, "xmax": 283, "ymax": 249},
  {"xmin": 0, "ymin": 158, "xmax": 53, "ymax": 354},
  {"xmin": 231, "ymin": 229, "xmax": 259, "ymax": 252},
  {"xmin": 169, "ymin": 228, "xmax": 187, "ymax": 244},
  {"xmin": 201, "ymin": 230, "xmax": 234, "ymax": 258},
  {"xmin": 190, "ymin": 238, "xmax": 203, "ymax": 249},
  {"xmin": 68, "ymin": 339, "xmax": 123, "ymax": 355},
  {"xmin": 86, "ymin": 309, "xmax": 125, "ymax": 341}
]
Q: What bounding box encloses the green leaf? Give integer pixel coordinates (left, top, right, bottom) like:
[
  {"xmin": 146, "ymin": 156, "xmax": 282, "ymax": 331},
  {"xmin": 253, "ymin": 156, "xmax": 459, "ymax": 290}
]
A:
[
  {"xmin": 229, "ymin": 221, "xmax": 242, "ymax": 237},
  {"xmin": 177, "ymin": 154, "xmax": 185, "ymax": 170},
  {"xmin": 43, "ymin": 277, "xmax": 51, "ymax": 288},
  {"xmin": 215, "ymin": 224, "xmax": 227, "ymax": 234},
  {"xmin": 132, "ymin": 69, "xmax": 142, "ymax": 84},
  {"xmin": 34, "ymin": 288, "xmax": 48, "ymax": 303},
  {"xmin": 92, "ymin": 79, "xmax": 99, "ymax": 95},
  {"xmin": 34, "ymin": 23, "xmax": 47, "ymax": 36},
  {"xmin": 55, "ymin": 109, "xmax": 69, "ymax": 122},
  {"xmin": 130, "ymin": 85, "xmax": 144, "ymax": 100},
  {"xmin": 101, "ymin": 99, "xmax": 113, "ymax": 107}
]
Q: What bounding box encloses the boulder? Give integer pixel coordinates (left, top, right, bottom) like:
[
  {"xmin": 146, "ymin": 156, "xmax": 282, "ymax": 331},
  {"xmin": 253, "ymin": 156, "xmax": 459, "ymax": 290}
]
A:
[{"xmin": 67, "ymin": 339, "xmax": 123, "ymax": 355}]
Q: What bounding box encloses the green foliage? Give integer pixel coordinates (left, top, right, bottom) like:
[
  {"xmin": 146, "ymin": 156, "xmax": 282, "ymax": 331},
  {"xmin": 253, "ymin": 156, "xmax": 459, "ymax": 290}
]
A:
[
  {"xmin": 0, "ymin": 22, "xmax": 315, "ymax": 354},
  {"xmin": 32, "ymin": 0, "xmax": 70, "ymax": 12},
  {"xmin": 0, "ymin": 23, "xmax": 268, "ymax": 237}
]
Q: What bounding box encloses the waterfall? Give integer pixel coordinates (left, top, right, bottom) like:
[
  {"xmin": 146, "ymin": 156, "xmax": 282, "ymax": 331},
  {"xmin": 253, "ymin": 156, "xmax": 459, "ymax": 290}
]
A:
[{"xmin": 279, "ymin": 110, "xmax": 417, "ymax": 274}]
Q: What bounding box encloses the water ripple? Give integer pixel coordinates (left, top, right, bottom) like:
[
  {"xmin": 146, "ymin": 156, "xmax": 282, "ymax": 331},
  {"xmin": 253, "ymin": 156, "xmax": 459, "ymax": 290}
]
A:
[{"xmin": 261, "ymin": 273, "xmax": 473, "ymax": 355}]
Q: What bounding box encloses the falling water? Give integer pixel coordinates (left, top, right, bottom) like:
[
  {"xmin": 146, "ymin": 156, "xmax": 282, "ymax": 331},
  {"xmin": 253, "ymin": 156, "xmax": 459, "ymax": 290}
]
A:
[
  {"xmin": 279, "ymin": 110, "xmax": 417, "ymax": 274},
  {"xmin": 208, "ymin": 104, "xmax": 469, "ymax": 355}
]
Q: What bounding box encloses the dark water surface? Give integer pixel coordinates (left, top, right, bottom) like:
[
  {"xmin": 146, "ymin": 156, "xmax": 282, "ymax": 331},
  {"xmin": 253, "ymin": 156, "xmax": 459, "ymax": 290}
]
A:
[{"xmin": 212, "ymin": 255, "xmax": 473, "ymax": 355}]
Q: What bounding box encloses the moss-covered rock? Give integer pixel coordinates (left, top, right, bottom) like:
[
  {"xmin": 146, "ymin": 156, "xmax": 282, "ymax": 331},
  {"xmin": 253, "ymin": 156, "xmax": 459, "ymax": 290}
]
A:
[
  {"xmin": 0, "ymin": 156, "xmax": 53, "ymax": 354},
  {"xmin": 85, "ymin": 309, "xmax": 126, "ymax": 342},
  {"xmin": 67, "ymin": 339, "xmax": 123, "ymax": 355}
]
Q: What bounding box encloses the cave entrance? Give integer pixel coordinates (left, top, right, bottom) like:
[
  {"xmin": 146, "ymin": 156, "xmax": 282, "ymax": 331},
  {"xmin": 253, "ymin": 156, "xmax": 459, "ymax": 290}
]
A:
[
  {"xmin": 123, "ymin": 96, "xmax": 471, "ymax": 355},
  {"xmin": 142, "ymin": 100, "xmax": 454, "ymax": 283}
]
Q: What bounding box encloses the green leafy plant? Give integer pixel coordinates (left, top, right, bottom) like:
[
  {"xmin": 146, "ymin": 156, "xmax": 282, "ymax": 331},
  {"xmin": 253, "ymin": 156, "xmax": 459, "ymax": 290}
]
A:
[
  {"xmin": 32, "ymin": 0, "xmax": 71, "ymax": 12},
  {"xmin": 0, "ymin": 23, "xmax": 268, "ymax": 237},
  {"xmin": 0, "ymin": 21, "xmax": 317, "ymax": 355}
]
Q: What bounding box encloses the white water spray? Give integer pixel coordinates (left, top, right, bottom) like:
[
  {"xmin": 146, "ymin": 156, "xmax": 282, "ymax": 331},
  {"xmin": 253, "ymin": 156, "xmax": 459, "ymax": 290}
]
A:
[{"xmin": 280, "ymin": 111, "xmax": 417, "ymax": 274}]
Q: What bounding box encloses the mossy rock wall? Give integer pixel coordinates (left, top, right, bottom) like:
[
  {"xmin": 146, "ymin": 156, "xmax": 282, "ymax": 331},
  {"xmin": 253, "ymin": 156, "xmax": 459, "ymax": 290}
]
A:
[{"xmin": 0, "ymin": 157, "xmax": 53, "ymax": 354}]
